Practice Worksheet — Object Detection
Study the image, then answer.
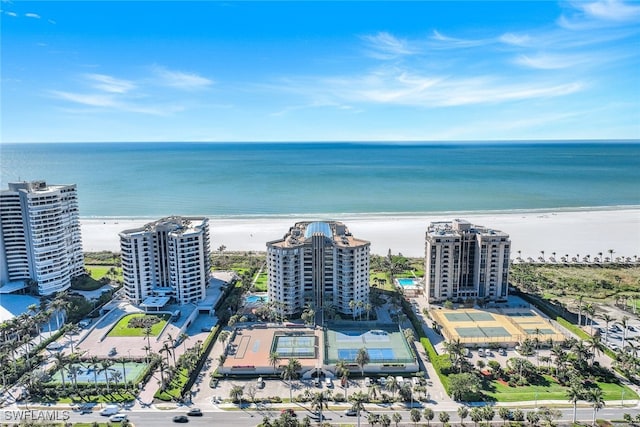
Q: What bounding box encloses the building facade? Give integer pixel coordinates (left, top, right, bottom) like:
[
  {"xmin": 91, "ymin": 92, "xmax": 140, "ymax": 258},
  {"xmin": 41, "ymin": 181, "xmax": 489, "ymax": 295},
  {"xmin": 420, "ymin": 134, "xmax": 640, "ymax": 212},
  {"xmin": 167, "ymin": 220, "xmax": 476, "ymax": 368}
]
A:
[
  {"xmin": 425, "ymin": 219, "xmax": 510, "ymax": 304},
  {"xmin": 0, "ymin": 181, "xmax": 84, "ymax": 295},
  {"xmin": 267, "ymin": 221, "xmax": 370, "ymax": 319},
  {"xmin": 119, "ymin": 216, "xmax": 211, "ymax": 305}
]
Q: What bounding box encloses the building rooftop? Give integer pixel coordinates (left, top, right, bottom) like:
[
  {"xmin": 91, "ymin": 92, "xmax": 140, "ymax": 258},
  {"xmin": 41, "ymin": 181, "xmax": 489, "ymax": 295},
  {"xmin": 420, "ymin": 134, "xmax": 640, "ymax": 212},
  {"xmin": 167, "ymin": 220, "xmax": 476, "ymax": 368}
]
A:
[
  {"xmin": 269, "ymin": 220, "xmax": 370, "ymax": 249},
  {"xmin": 119, "ymin": 216, "xmax": 207, "ymax": 237}
]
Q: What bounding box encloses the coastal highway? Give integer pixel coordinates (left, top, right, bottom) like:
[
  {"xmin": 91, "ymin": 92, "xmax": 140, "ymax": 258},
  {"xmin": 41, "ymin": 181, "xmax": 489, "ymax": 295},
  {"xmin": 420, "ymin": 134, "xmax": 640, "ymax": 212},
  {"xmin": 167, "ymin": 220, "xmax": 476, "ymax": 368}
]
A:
[{"xmin": 56, "ymin": 406, "xmax": 640, "ymax": 426}]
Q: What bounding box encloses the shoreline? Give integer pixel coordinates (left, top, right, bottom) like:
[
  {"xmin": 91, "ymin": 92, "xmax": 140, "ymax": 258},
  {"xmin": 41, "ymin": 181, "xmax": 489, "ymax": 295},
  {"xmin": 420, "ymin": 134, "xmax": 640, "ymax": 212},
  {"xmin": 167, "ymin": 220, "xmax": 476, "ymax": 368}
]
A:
[{"xmin": 81, "ymin": 207, "xmax": 640, "ymax": 259}]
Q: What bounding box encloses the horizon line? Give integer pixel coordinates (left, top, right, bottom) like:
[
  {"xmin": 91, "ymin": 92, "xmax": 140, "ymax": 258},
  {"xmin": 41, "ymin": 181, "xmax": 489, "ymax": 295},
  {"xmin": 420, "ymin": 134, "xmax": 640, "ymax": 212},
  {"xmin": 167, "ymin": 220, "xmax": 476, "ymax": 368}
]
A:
[{"xmin": 2, "ymin": 138, "xmax": 639, "ymax": 145}]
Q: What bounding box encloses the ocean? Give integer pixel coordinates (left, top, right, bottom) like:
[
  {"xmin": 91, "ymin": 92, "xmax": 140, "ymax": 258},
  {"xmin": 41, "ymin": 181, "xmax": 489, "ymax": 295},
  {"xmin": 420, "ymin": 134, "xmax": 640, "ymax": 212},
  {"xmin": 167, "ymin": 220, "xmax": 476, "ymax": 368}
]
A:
[{"xmin": 1, "ymin": 141, "xmax": 639, "ymax": 218}]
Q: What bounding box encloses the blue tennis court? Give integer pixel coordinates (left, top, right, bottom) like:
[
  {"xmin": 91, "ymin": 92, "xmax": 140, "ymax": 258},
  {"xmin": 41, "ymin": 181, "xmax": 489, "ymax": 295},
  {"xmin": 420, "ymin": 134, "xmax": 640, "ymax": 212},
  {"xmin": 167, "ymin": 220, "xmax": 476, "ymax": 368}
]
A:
[{"xmin": 337, "ymin": 347, "xmax": 395, "ymax": 362}]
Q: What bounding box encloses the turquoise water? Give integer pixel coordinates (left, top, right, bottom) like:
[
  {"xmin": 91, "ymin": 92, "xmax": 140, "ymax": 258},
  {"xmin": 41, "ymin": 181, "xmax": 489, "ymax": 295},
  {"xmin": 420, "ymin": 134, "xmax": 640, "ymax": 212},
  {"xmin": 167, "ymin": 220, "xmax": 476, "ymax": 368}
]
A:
[
  {"xmin": 397, "ymin": 278, "xmax": 417, "ymax": 287},
  {"xmin": 245, "ymin": 295, "xmax": 268, "ymax": 304},
  {"xmin": 1, "ymin": 141, "xmax": 638, "ymax": 217}
]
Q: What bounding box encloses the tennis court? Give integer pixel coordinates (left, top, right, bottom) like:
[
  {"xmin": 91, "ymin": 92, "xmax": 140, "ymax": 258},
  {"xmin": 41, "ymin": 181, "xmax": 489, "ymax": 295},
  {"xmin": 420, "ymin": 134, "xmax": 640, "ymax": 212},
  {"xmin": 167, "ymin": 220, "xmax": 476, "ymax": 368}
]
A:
[
  {"xmin": 324, "ymin": 323, "xmax": 415, "ymax": 366},
  {"xmin": 48, "ymin": 362, "xmax": 148, "ymax": 385},
  {"xmin": 432, "ymin": 308, "xmax": 565, "ymax": 345},
  {"xmin": 271, "ymin": 333, "xmax": 317, "ymax": 358}
]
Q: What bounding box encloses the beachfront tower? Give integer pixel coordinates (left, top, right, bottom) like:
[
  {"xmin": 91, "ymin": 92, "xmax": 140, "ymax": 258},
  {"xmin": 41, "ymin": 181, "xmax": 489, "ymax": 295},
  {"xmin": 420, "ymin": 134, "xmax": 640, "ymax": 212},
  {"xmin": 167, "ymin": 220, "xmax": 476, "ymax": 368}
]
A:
[
  {"xmin": 119, "ymin": 216, "xmax": 211, "ymax": 306},
  {"xmin": 425, "ymin": 219, "xmax": 510, "ymax": 305},
  {"xmin": 0, "ymin": 181, "xmax": 84, "ymax": 295},
  {"xmin": 267, "ymin": 221, "xmax": 370, "ymax": 320}
]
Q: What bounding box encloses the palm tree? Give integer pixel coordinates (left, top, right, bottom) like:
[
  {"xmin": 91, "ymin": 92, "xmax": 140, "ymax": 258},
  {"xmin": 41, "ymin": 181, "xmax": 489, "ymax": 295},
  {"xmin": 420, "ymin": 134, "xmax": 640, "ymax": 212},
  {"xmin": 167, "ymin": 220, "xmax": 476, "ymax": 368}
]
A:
[
  {"xmin": 379, "ymin": 413, "xmax": 391, "ymax": 427},
  {"xmin": 355, "ymin": 347, "xmax": 370, "ymax": 377},
  {"xmin": 385, "ymin": 375, "xmax": 399, "ymax": 399},
  {"xmin": 577, "ymin": 295, "xmax": 584, "ymax": 326},
  {"xmin": 219, "ymin": 330, "xmax": 230, "ymax": 353},
  {"xmin": 179, "ymin": 332, "xmax": 189, "ymax": 353},
  {"xmin": 422, "ymin": 407, "xmax": 434, "ymax": 426},
  {"xmin": 566, "ymin": 382, "xmax": 584, "ymax": 424},
  {"xmin": 281, "ymin": 358, "xmax": 301, "ymax": 402},
  {"xmin": 410, "ymin": 408, "xmax": 422, "ymax": 426},
  {"xmin": 608, "ymin": 249, "xmax": 615, "ymax": 263},
  {"xmin": 117, "ymin": 356, "xmax": 128, "ymax": 390},
  {"xmin": 439, "ymin": 412, "xmax": 451, "ymax": 426},
  {"xmin": 470, "ymin": 408, "xmax": 483, "ymax": 427},
  {"xmin": 587, "ymin": 388, "xmax": 605, "ymax": 426},
  {"xmin": 349, "ymin": 300, "xmax": 357, "ymax": 320},
  {"xmin": 600, "ymin": 313, "xmax": 613, "ymax": 344},
  {"xmin": 111, "ymin": 370, "xmax": 123, "ymax": 391},
  {"xmin": 53, "ymin": 352, "xmax": 68, "ymax": 390},
  {"xmin": 160, "ymin": 342, "xmax": 173, "ymax": 367},
  {"xmin": 458, "ymin": 406, "xmax": 469, "ymax": 425},
  {"xmin": 229, "ymin": 384, "xmax": 244, "ymax": 405},
  {"xmin": 269, "ymin": 352, "xmax": 281, "ymax": 375},
  {"xmin": 310, "ymin": 391, "xmax": 328, "ymax": 421},
  {"xmin": 584, "ymin": 303, "xmax": 595, "ymax": 335},
  {"xmin": 349, "ymin": 391, "xmax": 367, "ymax": 427},
  {"xmin": 587, "ymin": 335, "xmax": 604, "ymax": 367},
  {"xmin": 99, "ymin": 360, "xmax": 114, "ymax": 394},
  {"xmin": 620, "ymin": 316, "xmax": 630, "ymax": 349},
  {"xmin": 392, "ymin": 412, "xmax": 402, "ymax": 427},
  {"xmin": 85, "ymin": 356, "xmax": 100, "ymax": 392}
]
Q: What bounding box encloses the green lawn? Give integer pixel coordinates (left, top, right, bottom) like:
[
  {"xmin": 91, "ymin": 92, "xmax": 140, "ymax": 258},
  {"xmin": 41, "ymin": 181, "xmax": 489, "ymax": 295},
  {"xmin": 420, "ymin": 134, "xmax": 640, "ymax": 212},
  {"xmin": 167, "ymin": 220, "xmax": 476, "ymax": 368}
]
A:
[
  {"xmin": 107, "ymin": 313, "xmax": 169, "ymax": 337},
  {"xmin": 485, "ymin": 375, "xmax": 638, "ymax": 402},
  {"xmin": 253, "ymin": 272, "xmax": 267, "ymax": 292}
]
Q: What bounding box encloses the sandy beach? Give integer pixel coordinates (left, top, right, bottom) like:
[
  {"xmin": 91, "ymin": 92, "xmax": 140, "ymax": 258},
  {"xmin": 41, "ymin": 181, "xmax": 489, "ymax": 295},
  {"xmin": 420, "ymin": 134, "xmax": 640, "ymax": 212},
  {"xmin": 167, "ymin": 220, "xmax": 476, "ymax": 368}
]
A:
[{"xmin": 81, "ymin": 208, "xmax": 640, "ymax": 260}]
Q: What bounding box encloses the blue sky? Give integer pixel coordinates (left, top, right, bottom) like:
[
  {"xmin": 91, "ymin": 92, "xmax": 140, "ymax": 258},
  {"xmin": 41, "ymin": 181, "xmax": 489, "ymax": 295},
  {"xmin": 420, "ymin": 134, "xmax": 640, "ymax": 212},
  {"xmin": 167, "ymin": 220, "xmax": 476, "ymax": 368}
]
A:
[{"xmin": 1, "ymin": 1, "xmax": 639, "ymax": 143}]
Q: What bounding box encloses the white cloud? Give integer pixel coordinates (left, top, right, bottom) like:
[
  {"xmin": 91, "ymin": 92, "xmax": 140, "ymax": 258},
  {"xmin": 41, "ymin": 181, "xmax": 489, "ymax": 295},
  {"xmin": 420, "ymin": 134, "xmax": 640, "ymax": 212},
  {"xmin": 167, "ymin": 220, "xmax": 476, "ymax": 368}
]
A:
[
  {"xmin": 499, "ymin": 33, "xmax": 533, "ymax": 47},
  {"xmin": 430, "ymin": 30, "xmax": 490, "ymax": 48},
  {"xmin": 575, "ymin": 0, "xmax": 640, "ymax": 22},
  {"xmin": 152, "ymin": 66, "xmax": 213, "ymax": 90},
  {"xmin": 273, "ymin": 68, "xmax": 585, "ymax": 108},
  {"xmin": 361, "ymin": 32, "xmax": 418, "ymax": 59},
  {"xmin": 514, "ymin": 53, "xmax": 591, "ymax": 70},
  {"xmin": 4, "ymin": 11, "xmax": 16, "ymax": 17},
  {"xmin": 25, "ymin": 12, "xmax": 40, "ymax": 19},
  {"xmin": 50, "ymin": 91, "xmax": 117, "ymax": 108},
  {"xmin": 559, "ymin": 0, "xmax": 640, "ymax": 29},
  {"xmin": 85, "ymin": 74, "xmax": 136, "ymax": 94},
  {"xmin": 50, "ymin": 90, "xmax": 184, "ymax": 115}
]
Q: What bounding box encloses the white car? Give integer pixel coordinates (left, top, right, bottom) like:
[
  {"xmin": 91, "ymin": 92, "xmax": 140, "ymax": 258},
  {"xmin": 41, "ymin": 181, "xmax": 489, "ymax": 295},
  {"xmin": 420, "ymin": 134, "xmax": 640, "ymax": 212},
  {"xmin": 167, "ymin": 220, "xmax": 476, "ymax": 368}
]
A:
[{"xmin": 109, "ymin": 413, "xmax": 128, "ymax": 422}]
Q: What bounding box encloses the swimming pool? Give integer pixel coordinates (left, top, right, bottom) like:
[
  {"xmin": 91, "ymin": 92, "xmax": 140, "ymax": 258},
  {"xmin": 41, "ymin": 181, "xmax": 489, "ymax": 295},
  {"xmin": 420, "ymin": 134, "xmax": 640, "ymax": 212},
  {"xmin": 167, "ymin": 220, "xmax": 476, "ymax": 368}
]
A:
[
  {"xmin": 397, "ymin": 278, "xmax": 417, "ymax": 287},
  {"xmin": 245, "ymin": 294, "xmax": 269, "ymax": 304}
]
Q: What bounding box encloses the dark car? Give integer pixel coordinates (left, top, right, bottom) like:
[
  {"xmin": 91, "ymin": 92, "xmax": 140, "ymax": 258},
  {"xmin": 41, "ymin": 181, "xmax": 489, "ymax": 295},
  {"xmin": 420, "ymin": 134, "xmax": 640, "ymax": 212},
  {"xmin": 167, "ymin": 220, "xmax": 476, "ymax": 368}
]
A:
[
  {"xmin": 173, "ymin": 415, "xmax": 189, "ymax": 423},
  {"xmin": 187, "ymin": 408, "xmax": 202, "ymax": 416}
]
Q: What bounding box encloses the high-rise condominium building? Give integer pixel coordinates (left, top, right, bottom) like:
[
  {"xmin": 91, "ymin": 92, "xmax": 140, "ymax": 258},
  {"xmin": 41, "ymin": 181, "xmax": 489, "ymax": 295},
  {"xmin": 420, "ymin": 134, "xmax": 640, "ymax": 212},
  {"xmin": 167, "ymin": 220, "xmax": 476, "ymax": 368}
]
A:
[
  {"xmin": 267, "ymin": 221, "xmax": 370, "ymax": 319},
  {"xmin": 425, "ymin": 219, "xmax": 510, "ymax": 304},
  {"xmin": 119, "ymin": 216, "xmax": 211, "ymax": 305},
  {"xmin": 0, "ymin": 181, "xmax": 84, "ymax": 295}
]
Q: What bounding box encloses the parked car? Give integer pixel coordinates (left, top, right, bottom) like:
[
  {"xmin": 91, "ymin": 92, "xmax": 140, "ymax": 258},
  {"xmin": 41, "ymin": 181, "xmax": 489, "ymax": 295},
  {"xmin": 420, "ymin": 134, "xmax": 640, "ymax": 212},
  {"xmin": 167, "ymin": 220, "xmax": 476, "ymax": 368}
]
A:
[
  {"xmin": 173, "ymin": 415, "xmax": 189, "ymax": 423},
  {"xmin": 257, "ymin": 377, "xmax": 265, "ymax": 389},
  {"xmin": 325, "ymin": 378, "xmax": 333, "ymax": 388},
  {"xmin": 108, "ymin": 347, "xmax": 117, "ymax": 356},
  {"xmin": 499, "ymin": 348, "xmax": 507, "ymax": 356},
  {"xmin": 364, "ymin": 377, "xmax": 372, "ymax": 386},
  {"xmin": 46, "ymin": 342, "xmax": 62, "ymax": 351}
]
